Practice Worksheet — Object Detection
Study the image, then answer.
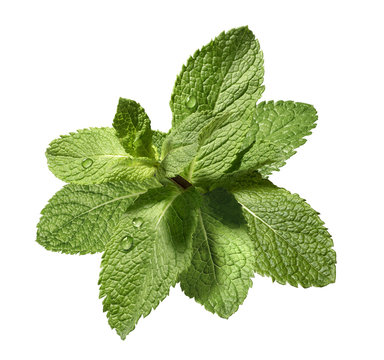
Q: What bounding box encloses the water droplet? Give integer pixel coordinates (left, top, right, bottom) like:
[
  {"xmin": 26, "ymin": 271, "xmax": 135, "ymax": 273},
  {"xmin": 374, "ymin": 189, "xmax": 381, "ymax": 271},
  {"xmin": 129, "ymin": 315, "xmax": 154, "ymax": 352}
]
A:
[
  {"xmin": 120, "ymin": 236, "xmax": 134, "ymax": 253},
  {"xmin": 81, "ymin": 158, "xmax": 93, "ymax": 169},
  {"xmin": 132, "ymin": 217, "xmax": 143, "ymax": 228},
  {"xmin": 185, "ymin": 95, "xmax": 197, "ymax": 110}
]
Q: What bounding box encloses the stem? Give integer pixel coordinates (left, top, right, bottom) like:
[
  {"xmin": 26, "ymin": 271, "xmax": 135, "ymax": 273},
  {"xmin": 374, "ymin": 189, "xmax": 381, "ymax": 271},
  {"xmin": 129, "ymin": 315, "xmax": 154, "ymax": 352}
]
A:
[{"xmin": 170, "ymin": 175, "xmax": 193, "ymax": 189}]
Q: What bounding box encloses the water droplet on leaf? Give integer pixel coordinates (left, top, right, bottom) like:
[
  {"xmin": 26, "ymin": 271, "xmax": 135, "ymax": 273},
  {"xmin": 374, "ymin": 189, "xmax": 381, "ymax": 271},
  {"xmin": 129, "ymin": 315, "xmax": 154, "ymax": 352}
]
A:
[
  {"xmin": 185, "ymin": 95, "xmax": 197, "ymax": 109},
  {"xmin": 132, "ymin": 217, "xmax": 143, "ymax": 228},
  {"xmin": 120, "ymin": 236, "xmax": 134, "ymax": 252},
  {"xmin": 81, "ymin": 158, "xmax": 93, "ymax": 169}
]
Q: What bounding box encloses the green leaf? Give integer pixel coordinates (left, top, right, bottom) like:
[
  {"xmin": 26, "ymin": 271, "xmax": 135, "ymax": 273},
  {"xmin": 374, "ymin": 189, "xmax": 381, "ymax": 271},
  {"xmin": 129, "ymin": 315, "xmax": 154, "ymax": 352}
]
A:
[
  {"xmin": 161, "ymin": 109, "xmax": 253, "ymax": 185},
  {"xmin": 36, "ymin": 178, "xmax": 160, "ymax": 254},
  {"xmin": 180, "ymin": 188, "xmax": 255, "ymax": 318},
  {"xmin": 189, "ymin": 108, "xmax": 253, "ymax": 185},
  {"xmin": 236, "ymin": 101, "xmax": 318, "ymax": 177},
  {"xmin": 170, "ymin": 26, "xmax": 264, "ymax": 128},
  {"xmin": 151, "ymin": 130, "xmax": 167, "ymax": 160},
  {"xmin": 113, "ymin": 98, "xmax": 155, "ymax": 158},
  {"xmin": 231, "ymin": 177, "xmax": 336, "ymax": 288},
  {"xmin": 37, "ymin": 26, "xmax": 335, "ymax": 339},
  {"xmin": 46, "ymin": 127, "xmax": 158, "ymax": 184},
  {"xmin": 160, "ymin": 111, "xmax": 215, "ymax": 178},
  {"xmin": 99, "ymin": 183, "xmax": 200, "ymax": 339}
]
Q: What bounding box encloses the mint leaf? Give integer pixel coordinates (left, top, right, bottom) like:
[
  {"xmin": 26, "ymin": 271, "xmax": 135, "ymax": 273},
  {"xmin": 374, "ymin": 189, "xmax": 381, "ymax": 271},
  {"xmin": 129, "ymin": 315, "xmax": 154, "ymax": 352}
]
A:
[
  {"xmin": 113, "ymin": 98, "xmax": 155, "ymax": 158},
  {"xmin": 99, "ymin": 183, "xmax": 200, "ymax": 339},
  {"xmin": 160, "ymin": 111, "xmax": 216, "ymax": 177},
  {"xmin": 151, "ymin": 130, "xmax": 167, "ymax": 159},
  {"xmin": 170, "ymin": 26, "xmax": 264, "ymax": 128},
  {"xmin": 162, "ymin": 109, "xmax": 253, "ymax": 185},
  {"xmin": 231, "ymin": 177, "xmax": 336, "ymax": 288},
  {"xmin": 236, "ymin": 101, "xmax": 318, "ymax": 177},
  {"xmin": 37, "ymin": 179, "xmax": 160, "ymax": 254},
  {"xmin": 46, "ymin": 127, "xmax": 157, "ymax": 184},
  {"xmin": 189, "ymin": 108, "xmax": 253, "ymax": 185},
  {"xmin": 180, "ymin": 188, "xmax": 255, "ymax": 318},
  {"xmin": 37, "ymin": 27, "xmax": 336, "ymax": 339}
]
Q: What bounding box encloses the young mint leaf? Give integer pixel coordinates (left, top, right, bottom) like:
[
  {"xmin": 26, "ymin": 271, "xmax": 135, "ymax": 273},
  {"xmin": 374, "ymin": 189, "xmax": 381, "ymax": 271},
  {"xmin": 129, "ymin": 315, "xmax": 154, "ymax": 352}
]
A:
[
  {"xmin": 189, "ymin": 108, "xmax": 253, "ymax": 185},
  {"xmin": 179, "ymin": 188, "xmax": 255, "ymax": 318},
  {"xmin": 37, "ymin": 179, "xmax": 160, "ymax": 254},
  {"xmin": 99, "ymin": 183, "xmax": 200, "ymax": 339},
  {"xmin": 113, "ymin": 98, "xmax": 155, "ymax": 158},
  {"xmin": 46, "ymin": 127, "xmax": 158, "ymax": 184},
  {"xmin": 151, "ymin": 130, "xmax": 167, "ymax": 160},
  {"xmin": 231, "ymin": 177, "xmax": 336, "ymax": 288},
  {"xmin": 235, "ymin": 101, "xmax": 318, "ymax": 177},
  {"xmin": 161, "ymin": 108, "xmax": 253, "ymax": 185},
  {"xmin": 160, "ymin": 111, "xmax": 216, "ymax": 177},
  {"xmin": 170, "ymin": 26, "xmax": 264, "ymax": 128}
]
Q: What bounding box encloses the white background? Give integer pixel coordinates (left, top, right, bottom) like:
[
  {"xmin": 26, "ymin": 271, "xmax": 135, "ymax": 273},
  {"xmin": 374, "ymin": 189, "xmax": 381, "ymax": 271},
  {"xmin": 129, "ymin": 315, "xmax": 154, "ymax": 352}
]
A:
[{"xmin": 1, "ymin": 0, "xmax": 383, "ymax": 359}]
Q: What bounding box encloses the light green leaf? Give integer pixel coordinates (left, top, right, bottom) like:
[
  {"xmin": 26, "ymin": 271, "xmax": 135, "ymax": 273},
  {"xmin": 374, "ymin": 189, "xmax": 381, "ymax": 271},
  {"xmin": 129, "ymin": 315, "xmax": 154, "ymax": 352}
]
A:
[
  {"xmin": 99, "ymin": 183, "xmax": 200, "ymax": 339},
  {"xmin": 46, "ymin": 127, "xmax": 158, "ymax": 184},
  {"xmin": 151, "ymin": 130, "xmax": 167, "ymax": 160},
  {"xmin": 180, "ymin": 188, "xmax": 255, "ymax": 318},
  {"xmin": 236, "ymin": 101, "xmax": 318, "ymax": 177},
  {"xmin": 231, "ymin": 178, "xmax": 336, "ymax": 288},
  {"xmin": 190, "ymin": 108, "xmax": 253, "ymax": 185},
  {"xmin": 161, "ymin": 109, "xmax": 253, "ymax": 185},
  {"xmin": 36, "ymin": 178, "xmax": 160, "ymax": 254},
  {"xmin": 113, "ymin": 98, "xmax": 155, "ymax": 158},
  {"xmin": 170, "ymin": 26, "xmax": 264, "ymax": 128},
  {"xmin": 160, "ymin": 111, "xmax": 215, "ymax": 177}
]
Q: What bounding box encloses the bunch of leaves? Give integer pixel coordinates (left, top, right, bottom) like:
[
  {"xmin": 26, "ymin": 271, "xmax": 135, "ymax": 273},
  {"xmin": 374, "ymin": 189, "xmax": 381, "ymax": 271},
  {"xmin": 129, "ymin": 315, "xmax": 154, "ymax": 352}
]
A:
[{"xmin": 37, "ymin": 26, "xmax": 336, "ymax": 339}]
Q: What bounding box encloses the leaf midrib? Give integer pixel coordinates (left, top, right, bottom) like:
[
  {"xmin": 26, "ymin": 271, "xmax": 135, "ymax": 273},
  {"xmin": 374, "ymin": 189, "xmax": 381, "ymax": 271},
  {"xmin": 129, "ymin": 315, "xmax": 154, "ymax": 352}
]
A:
[
  {"xmin": 51, "ymin": 190, "xmax": 148, "ymax": 234},
  {"xmin": 239, "ymin": 200, "xmax": 326, "ymax": 278},
  {"xmin": 194, "ymin": 209, "xmax": 219, "ymax": 285}
]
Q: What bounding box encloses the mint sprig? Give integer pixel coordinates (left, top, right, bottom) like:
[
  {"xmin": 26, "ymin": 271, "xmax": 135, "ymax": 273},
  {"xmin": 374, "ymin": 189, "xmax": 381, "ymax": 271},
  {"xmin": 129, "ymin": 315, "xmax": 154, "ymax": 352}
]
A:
[{"xmin": 37, "ymin": 26, "xmax": 336, "ymax": 339}]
